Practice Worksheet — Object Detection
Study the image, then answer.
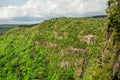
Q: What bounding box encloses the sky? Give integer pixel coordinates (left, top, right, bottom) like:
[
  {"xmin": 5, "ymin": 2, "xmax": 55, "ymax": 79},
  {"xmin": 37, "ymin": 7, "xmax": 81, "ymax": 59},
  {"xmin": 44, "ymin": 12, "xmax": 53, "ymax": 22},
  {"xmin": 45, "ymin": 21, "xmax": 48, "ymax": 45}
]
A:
[{"xmin": 0, "ymin": 0, "xmax": 108, "ymax": 24}]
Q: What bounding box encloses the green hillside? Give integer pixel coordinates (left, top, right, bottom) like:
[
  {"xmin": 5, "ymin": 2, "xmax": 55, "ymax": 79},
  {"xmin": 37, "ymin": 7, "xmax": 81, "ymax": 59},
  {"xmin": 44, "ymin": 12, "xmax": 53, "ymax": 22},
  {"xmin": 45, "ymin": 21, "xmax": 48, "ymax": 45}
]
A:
[{"xmin": 0, "ymin": 17, "xmax": 112, "ymax": 80}]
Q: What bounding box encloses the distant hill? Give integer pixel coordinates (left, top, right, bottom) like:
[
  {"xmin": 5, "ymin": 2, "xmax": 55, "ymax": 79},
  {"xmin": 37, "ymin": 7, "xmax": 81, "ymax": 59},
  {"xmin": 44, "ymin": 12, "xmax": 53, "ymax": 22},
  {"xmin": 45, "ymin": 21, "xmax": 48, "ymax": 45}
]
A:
[
  {"xmin": 0, "ymin": 24, "xmax": 37, "ymax": 35},
  {"xmin": 0, "ymin": 25, "xmax": 16, "ymax": 35},
  {"xmin": 91, "ymin": 15, "xmax": 107, "ymax": 18}
]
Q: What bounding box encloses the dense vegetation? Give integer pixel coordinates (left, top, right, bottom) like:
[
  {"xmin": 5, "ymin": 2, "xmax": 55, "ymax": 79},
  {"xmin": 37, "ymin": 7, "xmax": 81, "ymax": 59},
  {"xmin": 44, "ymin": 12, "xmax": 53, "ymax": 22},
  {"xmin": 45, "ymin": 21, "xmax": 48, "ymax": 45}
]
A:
[
  {"xmin": 0, "ymin": 17, "xmax": 109, "ymax": 80},
  {"xmin": 105, "ymin": 0, "xmax": 120, "ymax": 79},
  {"xmin": 0, "ymin": 0, "xmax": 119, "ymax": 79}
]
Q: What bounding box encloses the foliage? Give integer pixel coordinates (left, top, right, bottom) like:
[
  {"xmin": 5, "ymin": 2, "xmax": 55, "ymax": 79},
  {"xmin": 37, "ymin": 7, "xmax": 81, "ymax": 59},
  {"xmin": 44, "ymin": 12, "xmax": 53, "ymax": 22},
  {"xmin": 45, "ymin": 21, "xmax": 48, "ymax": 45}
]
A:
[
  {"xmin": 0, "ymin": 17, "xmax": 107, "ymax": 80},
  {"xmin": 103, "ymin": 0, "xmax": 120, "ymax": 79}
]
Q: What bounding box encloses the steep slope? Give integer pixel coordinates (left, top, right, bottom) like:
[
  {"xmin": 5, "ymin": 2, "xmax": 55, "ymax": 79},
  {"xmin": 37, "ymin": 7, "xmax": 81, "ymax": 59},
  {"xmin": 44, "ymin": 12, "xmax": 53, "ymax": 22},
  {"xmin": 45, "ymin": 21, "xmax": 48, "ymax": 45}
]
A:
[{"xmin": 0, "ymin": 17, "xmax": 108, "ymax": 80}]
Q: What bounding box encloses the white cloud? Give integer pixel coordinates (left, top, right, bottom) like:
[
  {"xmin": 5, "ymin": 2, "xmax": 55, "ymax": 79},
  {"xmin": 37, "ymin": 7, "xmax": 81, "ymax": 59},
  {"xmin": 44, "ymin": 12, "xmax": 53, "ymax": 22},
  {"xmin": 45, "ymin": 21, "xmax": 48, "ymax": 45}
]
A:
[{"xmin": 0, "ymin": 0, "xmax": 108, "ymax": 20}]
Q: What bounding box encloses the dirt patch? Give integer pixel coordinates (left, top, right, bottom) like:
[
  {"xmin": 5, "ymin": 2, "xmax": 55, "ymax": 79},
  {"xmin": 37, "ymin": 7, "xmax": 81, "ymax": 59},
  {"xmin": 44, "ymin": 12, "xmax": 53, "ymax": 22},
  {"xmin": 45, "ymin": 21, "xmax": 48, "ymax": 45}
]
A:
[
  {"xmin": 33, "ymin": 41, "xmax": 58, "ymax": 48},
  {"xmin": 78, "ymin": 34, "xmax": 96, "ymax": 44},
  {"xmin": 59, "ymin": 60, "xmax": 69, "ymax": 68},
  {"xmin": 54, "ymin": 31, "xmax": 63, "ymax": 40},
  {"xmin": 67, "ymin": 46, "xmax": 86, "ymax": 54}
]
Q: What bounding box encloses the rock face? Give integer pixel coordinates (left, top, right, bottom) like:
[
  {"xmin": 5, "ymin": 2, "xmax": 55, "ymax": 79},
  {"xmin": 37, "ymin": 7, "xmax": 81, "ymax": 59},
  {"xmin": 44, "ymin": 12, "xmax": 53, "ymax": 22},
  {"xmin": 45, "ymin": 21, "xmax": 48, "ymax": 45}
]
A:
[
  {"xmin": 113, "ymin": 55, "xmax": 120, "ymax": 76},
  {"xmin": 78, "ymin": 35, "xmax": 96, "ymax": 44}
]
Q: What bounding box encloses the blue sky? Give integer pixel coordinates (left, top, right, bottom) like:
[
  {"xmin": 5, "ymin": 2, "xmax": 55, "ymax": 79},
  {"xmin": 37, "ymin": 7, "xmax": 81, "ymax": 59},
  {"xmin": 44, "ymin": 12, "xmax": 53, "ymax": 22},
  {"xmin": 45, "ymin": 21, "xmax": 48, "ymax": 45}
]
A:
[
  {"xmin": 0, "ymin": 0, "xmax": 108, "ymax": 24},
  {"xmin": 0, "ymin": 0, "xmax": 27, "ymax": 7}
]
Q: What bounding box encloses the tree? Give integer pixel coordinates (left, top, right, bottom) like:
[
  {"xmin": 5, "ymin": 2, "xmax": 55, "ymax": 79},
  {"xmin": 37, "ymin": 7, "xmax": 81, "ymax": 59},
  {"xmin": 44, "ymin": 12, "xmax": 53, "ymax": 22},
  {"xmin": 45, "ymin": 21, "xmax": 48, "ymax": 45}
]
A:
[{"xmin": 106, "ymin": 0, "xmax": 120, "ymax": 79}]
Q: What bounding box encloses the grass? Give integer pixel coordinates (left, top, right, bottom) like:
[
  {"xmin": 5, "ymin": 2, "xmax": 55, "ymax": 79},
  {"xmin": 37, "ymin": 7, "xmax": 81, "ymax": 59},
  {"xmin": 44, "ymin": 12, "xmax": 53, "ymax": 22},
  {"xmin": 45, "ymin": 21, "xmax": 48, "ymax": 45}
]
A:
[{"xmin": 0, "ymin": 17, "xmax": 112, "ymax": 80}]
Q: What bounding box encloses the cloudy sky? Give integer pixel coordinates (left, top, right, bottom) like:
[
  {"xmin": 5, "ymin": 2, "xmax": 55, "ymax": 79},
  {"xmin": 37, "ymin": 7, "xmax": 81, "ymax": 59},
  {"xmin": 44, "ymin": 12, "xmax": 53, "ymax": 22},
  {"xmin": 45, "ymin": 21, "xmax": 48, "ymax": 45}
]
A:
[{"xmin": 0, "ymin": 0, "xmax": 108, "ymax": 24}]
